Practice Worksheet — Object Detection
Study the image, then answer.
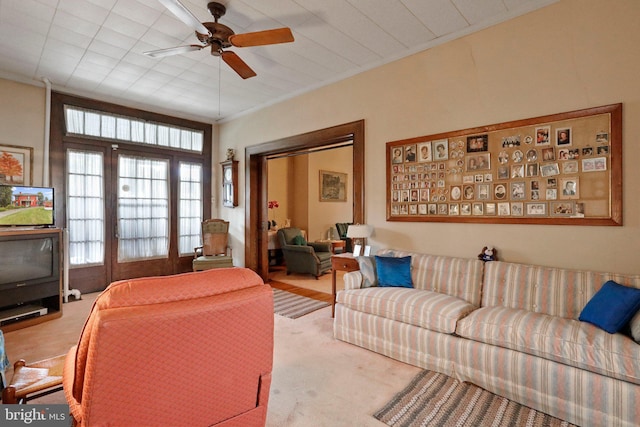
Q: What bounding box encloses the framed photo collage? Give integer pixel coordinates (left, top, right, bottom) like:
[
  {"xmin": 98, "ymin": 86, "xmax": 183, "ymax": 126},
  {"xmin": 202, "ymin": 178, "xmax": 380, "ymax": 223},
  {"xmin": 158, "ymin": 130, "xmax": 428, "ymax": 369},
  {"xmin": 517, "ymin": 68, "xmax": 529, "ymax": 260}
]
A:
[{"xmin": 386, "ymin": 104, "xmax": 622, "ymax": 225}]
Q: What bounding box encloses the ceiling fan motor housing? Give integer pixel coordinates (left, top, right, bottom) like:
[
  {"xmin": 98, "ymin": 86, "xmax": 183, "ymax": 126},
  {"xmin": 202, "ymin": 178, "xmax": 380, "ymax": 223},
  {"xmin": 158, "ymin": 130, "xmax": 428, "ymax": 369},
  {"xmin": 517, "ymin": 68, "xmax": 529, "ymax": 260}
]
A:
[{"xmin": 197, "ymin": 22, "xmax": 234, "ymax": 54}]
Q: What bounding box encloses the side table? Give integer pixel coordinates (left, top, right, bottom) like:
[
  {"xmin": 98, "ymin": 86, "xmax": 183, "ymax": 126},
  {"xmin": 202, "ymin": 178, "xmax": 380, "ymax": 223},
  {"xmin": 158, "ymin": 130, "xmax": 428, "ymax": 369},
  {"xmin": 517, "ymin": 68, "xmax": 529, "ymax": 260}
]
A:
[{"xmin": 331, "ymin": 253, "xmax": 360, "ymax": 317}]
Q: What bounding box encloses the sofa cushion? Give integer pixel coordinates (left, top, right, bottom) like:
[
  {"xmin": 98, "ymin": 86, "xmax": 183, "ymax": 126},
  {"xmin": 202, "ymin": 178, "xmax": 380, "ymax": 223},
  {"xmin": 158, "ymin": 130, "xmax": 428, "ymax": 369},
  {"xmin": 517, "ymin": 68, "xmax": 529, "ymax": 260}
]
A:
[
  {"xmin": 630, "ymin": 311, "xmax": 640, "ymax": 343},
  {"xmin": 456, "ymin": 306, "xmax": 640, "ymax": 386},
  {"xmin": 375, "ymin": 255, "xmax": 413, "ymax": 288},
  {"xmin": 337, "ymin": 287, "xmax": 476, "ymax": 334},
  {"xmin": 356, "ymin": 256, "xmax": 378, "ymax": 288},
  {"xmin": 579, "ymin": 280, "xmax": 640, "ymax": 333}
]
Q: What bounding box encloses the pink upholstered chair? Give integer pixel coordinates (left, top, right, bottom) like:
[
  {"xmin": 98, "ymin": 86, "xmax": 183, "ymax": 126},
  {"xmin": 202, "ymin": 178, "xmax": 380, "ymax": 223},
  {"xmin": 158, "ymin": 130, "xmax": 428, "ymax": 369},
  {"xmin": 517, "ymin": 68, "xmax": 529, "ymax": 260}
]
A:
[{"xmin": 62, "ymin": 268, "xmax": 274, "ymax": 427}]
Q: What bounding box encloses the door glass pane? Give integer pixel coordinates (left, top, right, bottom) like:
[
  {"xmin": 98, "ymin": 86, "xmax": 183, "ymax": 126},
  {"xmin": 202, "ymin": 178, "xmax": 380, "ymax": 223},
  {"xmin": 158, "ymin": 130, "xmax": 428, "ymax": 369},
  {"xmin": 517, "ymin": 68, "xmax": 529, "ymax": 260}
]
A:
[
  {"xmin": 67, "ymin": 150, "xmax": 105, "ymax": 266},
  {"xmin": 178, "ymin": 162, "xmax": 203, "ymax": 255},
  {"xmin": 118, "ymin": 155, "xmax": 169, "ymax": 262}
]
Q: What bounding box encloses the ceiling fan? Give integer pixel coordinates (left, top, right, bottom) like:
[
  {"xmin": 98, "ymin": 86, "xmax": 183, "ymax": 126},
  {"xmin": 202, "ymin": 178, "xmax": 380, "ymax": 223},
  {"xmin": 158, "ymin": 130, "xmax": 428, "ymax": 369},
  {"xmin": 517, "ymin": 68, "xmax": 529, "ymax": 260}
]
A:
[{"xmin": 144, "ymin": 0, "xmax": 295, "ymax": 79}]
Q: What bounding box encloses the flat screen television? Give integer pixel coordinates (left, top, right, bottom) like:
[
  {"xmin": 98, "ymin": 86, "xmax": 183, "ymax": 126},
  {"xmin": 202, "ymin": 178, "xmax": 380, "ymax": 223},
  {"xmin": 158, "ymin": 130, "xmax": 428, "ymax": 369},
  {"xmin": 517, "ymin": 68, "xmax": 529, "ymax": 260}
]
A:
[{"xmin": 0, "ymin": 185, "xmax": 54, "ymax": 227}]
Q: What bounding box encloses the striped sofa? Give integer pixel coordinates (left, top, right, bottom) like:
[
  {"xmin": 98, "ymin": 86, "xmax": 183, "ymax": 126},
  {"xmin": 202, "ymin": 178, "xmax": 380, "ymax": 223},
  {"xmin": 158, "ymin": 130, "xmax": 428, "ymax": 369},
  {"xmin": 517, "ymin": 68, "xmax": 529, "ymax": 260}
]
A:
[{"xmin": 333, "ymin": 249, "xmax": 640, "ymax": 427}]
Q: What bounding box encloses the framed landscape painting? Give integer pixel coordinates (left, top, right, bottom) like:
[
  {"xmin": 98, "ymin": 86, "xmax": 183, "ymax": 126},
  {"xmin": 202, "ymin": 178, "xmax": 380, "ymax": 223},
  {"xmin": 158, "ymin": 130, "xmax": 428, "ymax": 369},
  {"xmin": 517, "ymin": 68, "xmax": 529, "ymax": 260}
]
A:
[
  {"xmin": 319, "ymin": 170, "xmax": 347, "ymax": 202},
  {"xmin": 0, "ymin": 144, "xmax": 32, "ymax": 185}
]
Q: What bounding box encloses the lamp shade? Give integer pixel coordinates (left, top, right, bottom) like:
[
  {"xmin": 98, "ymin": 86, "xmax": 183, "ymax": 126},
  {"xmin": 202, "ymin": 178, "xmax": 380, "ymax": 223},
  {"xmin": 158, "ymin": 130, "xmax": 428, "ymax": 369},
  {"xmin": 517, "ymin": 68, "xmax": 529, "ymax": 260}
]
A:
[{"xmin": 346, "ymin": 224, "xmax": 373, "ymax": 239}]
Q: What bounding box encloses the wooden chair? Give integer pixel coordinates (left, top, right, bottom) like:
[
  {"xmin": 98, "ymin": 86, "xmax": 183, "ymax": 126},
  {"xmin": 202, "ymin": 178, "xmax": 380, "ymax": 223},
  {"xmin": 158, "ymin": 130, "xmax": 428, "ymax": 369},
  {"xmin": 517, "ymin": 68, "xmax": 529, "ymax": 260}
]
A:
[
  {"xmin": 193, "ymin": 219, "xmax": 234, "ymax": 271},
  {"xmin": 1, "ymin": 354, "xmax": 66, "ymax": 403}
]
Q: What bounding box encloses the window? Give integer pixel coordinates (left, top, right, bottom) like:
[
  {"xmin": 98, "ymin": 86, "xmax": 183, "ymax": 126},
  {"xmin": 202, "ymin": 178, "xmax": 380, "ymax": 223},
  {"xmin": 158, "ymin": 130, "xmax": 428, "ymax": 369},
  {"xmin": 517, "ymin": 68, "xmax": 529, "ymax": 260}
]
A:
[{"xmin": 179, "ymin": 162, "xmax": 203, "ymax": 255}]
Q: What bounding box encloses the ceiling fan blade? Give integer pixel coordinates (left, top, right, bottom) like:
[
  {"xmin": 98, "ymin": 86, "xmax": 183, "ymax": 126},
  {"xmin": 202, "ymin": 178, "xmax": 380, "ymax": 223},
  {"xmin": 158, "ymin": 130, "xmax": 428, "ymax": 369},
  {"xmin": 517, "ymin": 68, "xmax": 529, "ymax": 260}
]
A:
[
  {"xmin": 221, "ymin": 51, "xmax": 257, "ymax": 79},
  {"xmin": 144, "ymin": 45, "xmax": 205, "ymax": 58},
  {"xmin": 229, "ymin": 28, "xmax": 294, "ymax": 47},
  {"xmin": 157, "ymin": 0, "xmax": 211, "ymax": 36}
]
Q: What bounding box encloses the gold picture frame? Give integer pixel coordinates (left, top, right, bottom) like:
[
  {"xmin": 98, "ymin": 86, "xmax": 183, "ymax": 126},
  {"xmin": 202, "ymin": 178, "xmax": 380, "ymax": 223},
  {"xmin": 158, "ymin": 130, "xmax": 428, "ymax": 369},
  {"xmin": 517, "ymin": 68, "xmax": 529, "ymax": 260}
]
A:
[
  {"xmin": 319, "ymin": 170, "xmax": 347, "ymax": 202},
  {"xmin": 0, "ymin": 144, "xmax": 33, "ymax": 185}
]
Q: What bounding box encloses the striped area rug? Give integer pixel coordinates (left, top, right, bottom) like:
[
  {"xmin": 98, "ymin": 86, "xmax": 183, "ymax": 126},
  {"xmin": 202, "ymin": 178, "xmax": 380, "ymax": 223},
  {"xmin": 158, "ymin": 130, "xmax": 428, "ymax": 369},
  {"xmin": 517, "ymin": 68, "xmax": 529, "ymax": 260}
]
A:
[
  {"xmin": 374, "ymin": 370, "xmax": 577, "ymax": 427},
  {"xmin": 272, "ymin": 289, "xmax": 329, "ymax": 319}
]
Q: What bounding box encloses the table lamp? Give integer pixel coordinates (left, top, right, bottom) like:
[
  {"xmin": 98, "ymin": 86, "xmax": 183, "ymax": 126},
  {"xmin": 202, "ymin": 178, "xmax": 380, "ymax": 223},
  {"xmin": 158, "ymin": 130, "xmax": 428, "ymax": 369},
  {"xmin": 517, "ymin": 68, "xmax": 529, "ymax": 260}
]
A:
[{"xmin": 346, "ymin": 224, "xmax": 373, "ymax": 248}]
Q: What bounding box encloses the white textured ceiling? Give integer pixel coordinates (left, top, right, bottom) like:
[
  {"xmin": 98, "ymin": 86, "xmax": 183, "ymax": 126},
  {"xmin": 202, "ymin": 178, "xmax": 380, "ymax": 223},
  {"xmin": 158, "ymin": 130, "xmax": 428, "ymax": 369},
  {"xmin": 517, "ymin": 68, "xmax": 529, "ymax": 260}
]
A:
[{"xmin": 0, "ymin": 0, "xmax": 557, "ymax": 123}]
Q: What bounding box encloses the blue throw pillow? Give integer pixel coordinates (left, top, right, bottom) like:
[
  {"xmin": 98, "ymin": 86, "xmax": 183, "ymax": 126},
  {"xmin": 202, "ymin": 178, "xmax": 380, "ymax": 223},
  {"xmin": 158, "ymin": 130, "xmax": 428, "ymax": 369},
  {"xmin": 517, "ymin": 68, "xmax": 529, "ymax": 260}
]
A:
[
  {"xmin": 375, "ymin": 255, "xmax": 413, "ymax": 288},
  {"xmin": 579, "ymin": 280, "xmax": 640, "ymax": 333}
]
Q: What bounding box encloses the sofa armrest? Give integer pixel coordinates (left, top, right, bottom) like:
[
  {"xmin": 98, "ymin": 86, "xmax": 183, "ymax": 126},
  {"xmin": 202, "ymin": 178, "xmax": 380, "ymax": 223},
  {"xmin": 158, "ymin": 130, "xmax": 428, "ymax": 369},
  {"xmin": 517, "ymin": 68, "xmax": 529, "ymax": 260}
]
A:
[
  {"xmin": 63, "ymin": 345, "xmax": 83, "ymax": 425},
  {"xmin": 283, "ymin": 244, "xmax": 314, "ymax": 254},
  {"xmin": 344, "ymin": 271, "xmax": 364, "ymax": 290}
]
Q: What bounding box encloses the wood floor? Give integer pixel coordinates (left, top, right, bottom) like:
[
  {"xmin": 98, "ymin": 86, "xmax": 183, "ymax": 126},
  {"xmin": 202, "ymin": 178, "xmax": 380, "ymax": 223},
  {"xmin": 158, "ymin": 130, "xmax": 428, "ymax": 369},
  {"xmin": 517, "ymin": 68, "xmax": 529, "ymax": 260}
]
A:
[{"xmin": 268, "ymin": 280, "xmax": 333, "ymax": 304}]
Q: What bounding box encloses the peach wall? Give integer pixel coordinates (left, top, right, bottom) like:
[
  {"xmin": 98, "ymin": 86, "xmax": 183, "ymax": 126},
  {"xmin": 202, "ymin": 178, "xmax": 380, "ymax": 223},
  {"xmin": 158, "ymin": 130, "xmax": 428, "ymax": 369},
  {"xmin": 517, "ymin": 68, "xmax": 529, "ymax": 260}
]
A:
[
  {"xmin": 0, "ymin": 79, "xmax": 45, "ymax": 185},
  {"xmin": 218, "ymin": 0, "xmax": 640, "ymax": 274}
]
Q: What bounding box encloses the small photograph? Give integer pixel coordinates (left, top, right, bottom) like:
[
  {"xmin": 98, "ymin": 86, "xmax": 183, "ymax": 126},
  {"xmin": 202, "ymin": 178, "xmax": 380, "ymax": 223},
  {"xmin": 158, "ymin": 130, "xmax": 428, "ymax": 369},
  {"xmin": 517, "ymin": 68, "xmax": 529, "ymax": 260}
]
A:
[
  {"xmin": 405, "ymin": 145, "xmax": 417, "ymax": 162},
  {"xmin": 392, "ymin": 147, "xmax": 404, "ymax": 164},
  {"xmin": 409, "ymin": 204, "xmax": 418, "ymax": 215},
  {"xmin": 524, "ymin": 135, "xmax": 533, "ymax": 144},
  {"xmin": 557, "ymin": 148, "xmax": 570, "ymax": 160},
  {"xmin": 531, "ymin": 190, "xmax": 540, "ymax": 200},
  {"xmin": 551, "ymin": 201, "xmax": 574, "ymax": 216},
  {"xmin": 420, "ymin": 188, "xmax": 430, "ymax": 202},
  {"xmin": 477, "ymin": 183, "xmax": 490, "ymax": 200},
  {"xmin": 498, "ymin": 150, "xmax": 509, "ymax": 164},
  {"xmin": 472, "ymin": 203, "xmax": 484, "ymax": 215},
  {"xmin": 597, "ymin": 145, "xmax": 609, "ymax": 155},
  {"xmin": 526, "ymin": 202, "xmax": 547, "ymax": 216},
  {"xmin": 596, "ymin": 132, "xmax": 609, "ymax": 144},
  {"xmin": 547, "ymin": 177, "xmax": 557, "ymax": 188},
  {"xmin": 582, "ymin": 146, "xmax": 594, "ymax": 157},
  {"xmin": 535, "ymin": 126, "xmax": 551, "ymax": 145},
  {"xmin": 526, "ymin": 163, "xmax": 539, "ymax": 177},
  {"xmin": 450, "ymin": 185, "xmax": 462, "ymax": 201},
  {"xmin": 474, "ymin": 174, "xmax": 484, "ymax": 183},
  {"xmin": 582, "ymin": 157, "xmax": 607, "ymax": 172},
  {"xmin": 463, "ymin": 175, "xmax": 475, "ymax": 184},
  {"xmin": 417, "ymin": 142, "xmax": 432, "ymax": 162},
  {"xmin": 485, "ymin": 203, "xmax": 496, "ymax": 215},
  {"xmin": 433, "ymin": 139, "xmax": 449, "ymax": 160},
  {"xmin": 467, "ymin": 153, "xmax": 491, "ymax": 171},
  {"xmin": 428, "ymin": 204, "xmax": 437, "ymax": 215},
  {"xmin": 531, "ymin": 180, "xmax": 540, "ymax": 191},
  {"xmin": 438, "ymin": 204, "xmax": 448, "ymax": 215},
  {"xmin": 449, "ymin": 204, "xmax": 459, "ymax": 215},
  {"xmin": 391, "ymin": 205, "xmax": 399, "ymax": 215},
  {"xmin": 498, "ymin": 202, "xmax": 511, "ymax": 216},
  {"xmin": 575, "ymin": 202, "xmax": 585, "ymax": 217},
  {"xmin": 400, "ymin": 204, "xmax": 408, "ymax": 215},
  {"xmin": 511, "ymin": 182, "xmax": 526, "ymax": 200},
  {"xmin": 540, "ymin": 163, "xmax": 560, "ymax": 177},
  {"xmin": 418, "ymin": 204, "xmax": 428, "ymax": 215},
  {"xmin": 467, "ymin": 134, "xmax": 489, "ymax": 152},
  {"xmin": 560, "ymin": 177, "xmax": 579, "ymax": 199},
  {"xmin": 410, "ymin": 189, "xmax": 419, "ymax": 202},
  {"xmin": 484, "ymin": 173, "xmax": 493, "ymax": 182},
  {"xmin": 494, "ymin": 184, "xmax": 507, "ymax": 200},
  {"xmin": 392, "ymin": 191, "xmax": 400, "ymax": 203},
  {"xmin": 511, "ymin": 202, "xmax": 524, "ymax": 216},
  {"xmin": 460, "ymin": 203, "xmax": 471, "ymax": 215},
  {"xmin": 568, "ymin": 148, "xmax": 580, "ymax": 159},
  {"xmin": 497, "ymin": 166, "xmax": 509, "ymax": 180},
  {"xmin": 526, "ymin": 149, "xmax": 538, "ymax": 162},
  {"xmin": 556, "ymin": 127, "xmax": 572, "ymax": 146},
  {"xmin": 502, "ymin": 136, "xmax": 521, "ymax": 148},
  {"xmin": 401, "ymin": 190, "xmax": 410, "ymax": 202},
  {"xmin": 541, "ymin": 147, "xmax": 555, "ymax": 161},
  {"xmin": 546, "ymin": 188, "xmax": 558, "ymax": 200},
  {"xmin": 562, "ymin": 161, "xmax": 578, "ymax": 174},
  {"xmin": 511, "ymin": 164, "xmax": 524, "ymax": 178},
  {"xmin": 512, "ymin": 150, "xmax": 524, "ymax": 163},
  {"xmin": 463, "ymin": 185, "xmax": 475, "ymax": 200}
]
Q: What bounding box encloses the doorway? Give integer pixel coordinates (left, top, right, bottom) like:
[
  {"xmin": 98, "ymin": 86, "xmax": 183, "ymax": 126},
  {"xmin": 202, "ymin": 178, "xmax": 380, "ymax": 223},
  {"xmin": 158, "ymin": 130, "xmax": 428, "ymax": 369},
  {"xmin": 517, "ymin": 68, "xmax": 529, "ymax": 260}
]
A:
[{"xmin": 245, "ymin": 120, "xmax": 365, "ymax": 282}]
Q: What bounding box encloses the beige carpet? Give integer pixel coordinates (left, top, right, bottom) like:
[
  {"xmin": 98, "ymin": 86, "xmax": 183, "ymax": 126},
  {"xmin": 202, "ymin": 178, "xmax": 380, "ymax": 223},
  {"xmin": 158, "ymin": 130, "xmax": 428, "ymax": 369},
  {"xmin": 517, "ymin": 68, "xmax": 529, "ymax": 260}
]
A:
[
  {"xmin": 269, "ymin": 269, "xmax": 347, "ymax": 294},
  {"xmin": 374, "ymin": 370, "xmax": 576, "ymax": 427},
  {"xmin": 3, "ymin": 291, "xmax": 421, "ymax": 426}
]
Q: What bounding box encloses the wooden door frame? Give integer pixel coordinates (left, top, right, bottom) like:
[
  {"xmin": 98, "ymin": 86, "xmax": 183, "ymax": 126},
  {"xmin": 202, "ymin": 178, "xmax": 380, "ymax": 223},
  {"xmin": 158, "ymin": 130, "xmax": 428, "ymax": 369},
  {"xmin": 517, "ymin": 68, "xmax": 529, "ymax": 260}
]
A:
[{"xmin": 245, "ymin": 120, "xmax": 365, "ymax": 281}]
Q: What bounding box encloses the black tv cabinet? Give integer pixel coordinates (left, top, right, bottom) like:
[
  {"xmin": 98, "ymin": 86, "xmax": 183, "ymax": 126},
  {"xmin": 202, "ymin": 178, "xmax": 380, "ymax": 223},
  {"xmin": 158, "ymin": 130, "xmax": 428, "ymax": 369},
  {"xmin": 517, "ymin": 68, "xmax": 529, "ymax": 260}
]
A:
[{"xmin": 0, "ymin": 228, "xmax": 63, "ymax": 332}]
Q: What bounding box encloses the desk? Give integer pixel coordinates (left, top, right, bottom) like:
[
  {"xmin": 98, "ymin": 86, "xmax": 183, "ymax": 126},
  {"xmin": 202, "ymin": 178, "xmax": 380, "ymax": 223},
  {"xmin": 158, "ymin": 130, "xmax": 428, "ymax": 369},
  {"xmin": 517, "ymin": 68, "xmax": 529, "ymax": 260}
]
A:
[{"xmin": 331, "ymin": 253, "xmax": 359, "ymax": 317}]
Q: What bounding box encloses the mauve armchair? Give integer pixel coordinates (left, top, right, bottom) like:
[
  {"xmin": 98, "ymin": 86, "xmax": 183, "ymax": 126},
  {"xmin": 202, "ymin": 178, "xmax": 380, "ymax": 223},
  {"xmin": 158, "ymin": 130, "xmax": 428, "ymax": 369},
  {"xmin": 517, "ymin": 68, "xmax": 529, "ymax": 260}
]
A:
[{"xmin": 62, "ymin": 268, "xmax": 274, "ymax": 427}]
